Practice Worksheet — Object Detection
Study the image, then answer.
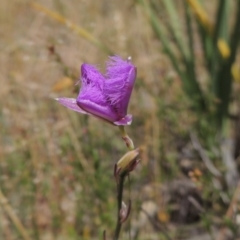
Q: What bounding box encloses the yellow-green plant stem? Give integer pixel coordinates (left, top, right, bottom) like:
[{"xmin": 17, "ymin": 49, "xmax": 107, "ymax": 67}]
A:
[{"xmin": 119, "ymin": 126, "xmax": 134, "ymax": 150}]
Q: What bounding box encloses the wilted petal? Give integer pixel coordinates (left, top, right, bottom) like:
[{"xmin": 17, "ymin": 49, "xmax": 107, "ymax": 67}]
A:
[
  {"xmin": 104, "ymin": 56, "xmax": 137, "ymax": 119},
  {"xmin": 114, "ymin": 114, "xmax": 132, "ymax": 126},
  {"xmin": 56, "ymin": 97, "xmax": 87, "ymax": 114},
  {"xmin": 77, "ymin": 63, "xmax": 118, "ymax": 122}
]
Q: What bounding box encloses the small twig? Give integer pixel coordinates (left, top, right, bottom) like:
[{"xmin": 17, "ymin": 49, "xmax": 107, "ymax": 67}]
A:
[
  {"xmin": 190, "ymin": 132, "xmax": 221, "ymax": 177},
  {"xmin": 212, "ymin": 178, "xmax": 230, "ymax": 204},
  {"xmin": 217, "ymin": 181, "xmax": 240, "ymax": 240},
  {"xmin": 188, "ymin": 196, "xmax": 216, "ymax": 240},
  {"xmin": 220, "ymin": 139, "xmax": 239, "ymax": 189},
  {"xmin": 103, "ymin": 230, "xmax": 107, "ymax": 240},
  {"xmin": 140, "ymin": 208, "xmax": 172, "ymax": 240},
  {"xmin": 188, "ymin": 196, "xmax": 205, "ymax": 213},
  {"xmin": 190, "ymin": 132, "xmax": 230, "ymax": 203},
  {"xmin": 0, "ymin": 188, "xmax": 31, "ymax": 240}
]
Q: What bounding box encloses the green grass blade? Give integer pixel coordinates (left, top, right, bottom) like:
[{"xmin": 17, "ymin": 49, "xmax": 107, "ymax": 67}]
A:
[
  {"xmin": 182, "ymin": 1, "xmax": 207, "ymax": 112},
  {"xmin": 213, "ymin": 0, "xmax": 228, "ymax": 43},
  {"xmin": 186, "ymin": 0, "xmax": 213, "ymax": 34},
  {"xmin": 139, "ymin": 0, "xmax": 183, "ymax": 78},
  {"xmin": 183, "ymin": 1, "xmax": 204, "ymax": 111},
  {"xmin": 215, "ymin": 0, "xmax": 240, "ymax": 128},
  {"xmin": 138, "ymin": 0, "xmax": 206, "ymax": 111},
  {"xmin": 186, "ymin": 0, "xmax": 213, "ymax": 72},
  {"xmin": 161, "ymin": 0, "xmax": 189, "ymax": 60},
  {"xmin": 211, "ymin": 0, "xmax": 229, "ymax": 93},
  {"xmin": 161, "ymin": 0, "xmax": 203, "ymax": 107},
  {"xmin": 184, "ymin": 2, "xmax": 195, "ymax": 68}
]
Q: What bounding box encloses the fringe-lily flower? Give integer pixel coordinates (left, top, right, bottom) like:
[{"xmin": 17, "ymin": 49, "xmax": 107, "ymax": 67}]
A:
[{"xmin": 56, "ymin": 56, "xmax": 137, "ymax": 126}]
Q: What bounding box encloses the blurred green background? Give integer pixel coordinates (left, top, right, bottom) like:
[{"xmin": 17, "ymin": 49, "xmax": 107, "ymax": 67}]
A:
[{"xmin": 0, "ymin": 0, "xmax": 240, "ymax": 239}]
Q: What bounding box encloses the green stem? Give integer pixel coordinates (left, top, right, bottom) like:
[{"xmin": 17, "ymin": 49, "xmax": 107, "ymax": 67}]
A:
[
  {"xmin": 113, "ymin": 173, "xmax": 127, "ymax": 240},
  {"xmin": 113, "ymin": 127, "xmax": 135, "ymax": 239}
]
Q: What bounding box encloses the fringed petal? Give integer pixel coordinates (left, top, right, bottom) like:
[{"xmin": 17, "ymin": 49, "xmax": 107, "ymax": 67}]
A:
[
  {"xmin": 104, "ymin": 56, "xmax": 136, "ymax": 119},
  {"xmin": 78, "ymin": 63, "xmax": 118, "ymax": 122}
]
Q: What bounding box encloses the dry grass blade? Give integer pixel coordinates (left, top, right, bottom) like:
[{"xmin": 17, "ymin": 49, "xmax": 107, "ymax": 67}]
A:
[
  {"xmin": 190, "ymin": 132, "xmax": 221, "ymax": 177},
  {"xmin": 186, "ymin": 0, "xmax": 213, "ymax": 34},
  {"xmin": 139, "ymin": 0, "xmax": 184, "ymax": 79},
  {"xmin": 59, "ymin": 107, "xmax": 92, "ymax": 173},
  {"xmin": 30, "ymin": 2, "xmax": 112, "ymax": 54},
  {"xmin": 0, "ymin": 189, "xmax": 31, "ymax": 240},
  {"xmin": 217, "ymin": 182, "xmax": 240, "ymax": 240}
]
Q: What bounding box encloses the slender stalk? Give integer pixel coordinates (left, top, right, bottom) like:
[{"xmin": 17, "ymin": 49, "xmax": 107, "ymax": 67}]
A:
[
  {"xmin": 113, "ymin": 127, "xmax": 135, "ymax": 239},
  {"xmin": 113, "ymin": 173, "xmax": 127, "ymax": 240},
  {"xmin": 217, "ymin": 181, "xmax": 240, "ymax": 240},
  {"xmin": 119, "ymin": 126, "xmax": 134, "ymax": 150}
]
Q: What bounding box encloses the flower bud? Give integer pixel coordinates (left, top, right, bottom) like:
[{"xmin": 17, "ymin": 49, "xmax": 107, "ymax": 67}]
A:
[{"xmin": 117, "ymin": 148, "xmax": 140, "ymax": 175}]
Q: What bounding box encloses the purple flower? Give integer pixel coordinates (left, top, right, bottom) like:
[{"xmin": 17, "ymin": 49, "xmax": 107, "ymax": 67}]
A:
[{"xmin": 56, "ymin": 56, "xmax": 137, "ymax": 126}]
